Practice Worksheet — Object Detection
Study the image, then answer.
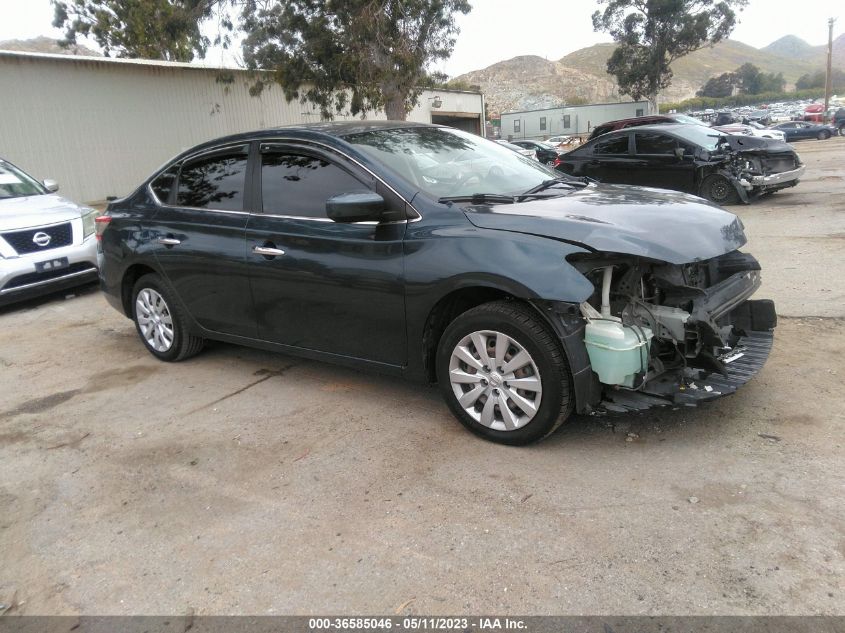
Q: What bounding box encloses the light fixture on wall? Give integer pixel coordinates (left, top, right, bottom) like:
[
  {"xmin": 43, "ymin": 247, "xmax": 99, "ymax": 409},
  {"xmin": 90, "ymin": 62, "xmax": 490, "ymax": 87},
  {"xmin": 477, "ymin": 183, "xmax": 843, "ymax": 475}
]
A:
[{"xmin": 428, "ymin": 96, "xmax": 443, "ymax": 109}]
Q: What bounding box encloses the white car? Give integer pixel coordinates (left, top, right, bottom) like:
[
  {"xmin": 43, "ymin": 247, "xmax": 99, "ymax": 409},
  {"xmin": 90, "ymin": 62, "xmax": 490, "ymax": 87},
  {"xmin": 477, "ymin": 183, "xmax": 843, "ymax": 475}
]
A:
[
  {"xmin": 495, "ymin": 140, "xmax": 538, "ymax": 160},
  {"xmin": 0, "ymin": 159, "xmax": 99, "ymax": 305},
  {"xmin": 713, "ymin": 124, "xmax": 787, "ymax": 143}
]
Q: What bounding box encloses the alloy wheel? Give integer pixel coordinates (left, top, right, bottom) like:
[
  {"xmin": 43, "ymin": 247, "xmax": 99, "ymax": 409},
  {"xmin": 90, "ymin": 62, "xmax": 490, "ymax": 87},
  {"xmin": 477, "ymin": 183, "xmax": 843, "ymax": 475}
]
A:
[
  {"xmin": 136, "ymin": 288, "xmax": 174, "ymax": 352},
  {"xmin": 448, "ymin": 330, "xmax": 543, "ymax": 431}
]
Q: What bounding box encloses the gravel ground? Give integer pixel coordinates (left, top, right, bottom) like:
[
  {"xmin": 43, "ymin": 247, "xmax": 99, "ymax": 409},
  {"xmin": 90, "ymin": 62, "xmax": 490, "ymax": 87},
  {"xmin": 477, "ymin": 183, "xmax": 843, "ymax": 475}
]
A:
[{"xmin": 0, "ymin": 138, "xmax": 843, "ymax": 616}]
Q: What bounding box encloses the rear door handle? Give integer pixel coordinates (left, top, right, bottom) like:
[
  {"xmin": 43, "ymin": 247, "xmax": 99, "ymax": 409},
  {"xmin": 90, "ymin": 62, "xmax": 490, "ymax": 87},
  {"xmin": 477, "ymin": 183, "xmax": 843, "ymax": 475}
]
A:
[
  {"xmin": 253, "ymin": 245, "xmax": 286, "ymax": 257},
  {"xmin": 157, "ymin": 237, "xmax": 181, "ymax": 246}
]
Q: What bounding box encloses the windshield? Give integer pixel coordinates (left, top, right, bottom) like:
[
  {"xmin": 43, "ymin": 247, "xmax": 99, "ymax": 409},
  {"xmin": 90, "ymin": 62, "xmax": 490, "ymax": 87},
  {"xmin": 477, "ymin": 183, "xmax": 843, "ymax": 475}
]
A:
[
  {"xmin": 0, "ymin": 161, "xmax": 47, "ymax": 199},
  {"xmin": 670, "ymin": 114, "xmax": 707, "ymax": 126},
  {"xmin": 671, "ymin": 125, "xmax": 727, "ymax": 151},
  {"xmin": 343, "ymin": 127, "xmax": 560, "ymax": 200}
]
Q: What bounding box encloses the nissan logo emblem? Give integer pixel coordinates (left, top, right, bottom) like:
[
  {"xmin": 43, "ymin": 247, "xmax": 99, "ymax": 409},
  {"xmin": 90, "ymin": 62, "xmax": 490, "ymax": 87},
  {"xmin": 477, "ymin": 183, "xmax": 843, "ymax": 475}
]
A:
[{"xmin": 32, "ymin": 231, "xmax": 52, "ymax": 247}]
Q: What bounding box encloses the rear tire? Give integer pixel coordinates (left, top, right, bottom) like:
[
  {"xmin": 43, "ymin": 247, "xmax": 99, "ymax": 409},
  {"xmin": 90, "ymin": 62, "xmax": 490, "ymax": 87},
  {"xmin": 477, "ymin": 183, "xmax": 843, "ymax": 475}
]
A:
[
  {"xmin": 700, "ymin": 174, "xmax": 739, "ymax": 205},
  {"xmin": 131, "ymin": 273, "xmax": 204, "ymax": 362},
  {"xmin": 436, "ymin": 300, "xmax": 573, "ymax": 445}
]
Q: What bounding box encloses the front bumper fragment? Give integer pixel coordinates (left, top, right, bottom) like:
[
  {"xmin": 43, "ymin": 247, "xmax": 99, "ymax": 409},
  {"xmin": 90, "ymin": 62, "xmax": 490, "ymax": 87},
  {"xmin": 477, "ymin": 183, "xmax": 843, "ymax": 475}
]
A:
[
  {"xmin": 599, "ymin": 330, "xmax": 773, "ymax": 413},
  {"xmin": 749, "ymin": 164, "xmax": 805, "ymax": 187}
]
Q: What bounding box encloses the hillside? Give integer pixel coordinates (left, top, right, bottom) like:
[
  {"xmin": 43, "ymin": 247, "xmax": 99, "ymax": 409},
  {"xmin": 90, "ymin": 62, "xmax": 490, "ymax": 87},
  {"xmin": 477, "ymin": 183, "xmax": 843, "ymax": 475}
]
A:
[
  {"xmin": 761, "ymin": 35, "xmax": 822, "ymax": 60},
  {"xmin": 457, "ymin": 35, "xmax": 843, "ymax": 115},
  {"xmin": 0, "ymin": 36, "xmax": 101, "ymax": 57}
]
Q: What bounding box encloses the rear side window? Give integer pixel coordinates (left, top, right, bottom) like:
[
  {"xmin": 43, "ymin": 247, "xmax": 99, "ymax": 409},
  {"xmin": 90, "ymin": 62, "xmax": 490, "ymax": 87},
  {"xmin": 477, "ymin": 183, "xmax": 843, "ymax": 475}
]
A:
[
  {"xmin": 176, "ymin": 147, "xmax": 248, "ymax": 211},
  {"xmin": 593, "ymin": 135, "xmax": 629, "ymax": 155},
  {"xmin": 261, "ymin": 153, "xmax": 367, "ymax": 218},
  {"xmin": 150, "ymin": 165, "xmax": 178, "ymax": 204},
  {"xmin": 634, "ymin": 132, "xmax": 677, "ymax": 155}
]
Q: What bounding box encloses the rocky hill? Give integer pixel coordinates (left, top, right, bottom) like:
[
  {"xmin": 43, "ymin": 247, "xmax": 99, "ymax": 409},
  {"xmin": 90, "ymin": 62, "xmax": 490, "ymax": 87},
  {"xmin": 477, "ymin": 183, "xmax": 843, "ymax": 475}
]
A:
[
  {"xmin": 0, "ymin": 36, "xmax": 101, "ymax": 57},
  {"xmin": 456, "ymin": 35, "xmax": 843, "ymax": 115}
]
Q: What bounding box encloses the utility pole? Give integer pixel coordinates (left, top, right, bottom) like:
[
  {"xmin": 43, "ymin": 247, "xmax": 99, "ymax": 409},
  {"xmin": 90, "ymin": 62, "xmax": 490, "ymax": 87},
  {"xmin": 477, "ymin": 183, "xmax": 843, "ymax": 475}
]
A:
[{"xmin": 824, "ymin": 17, "xmax": 836, "ymax": 121}]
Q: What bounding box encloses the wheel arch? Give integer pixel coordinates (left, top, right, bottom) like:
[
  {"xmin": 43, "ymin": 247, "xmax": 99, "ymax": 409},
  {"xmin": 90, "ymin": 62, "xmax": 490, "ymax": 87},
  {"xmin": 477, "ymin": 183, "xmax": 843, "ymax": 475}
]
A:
[
  {"xmin": 120, "ymin": 263, "xmax": 159, "ymax": 317},
  {"xmin": 420, "ymin": 282, "xmax": 563, "ymax": 383}
]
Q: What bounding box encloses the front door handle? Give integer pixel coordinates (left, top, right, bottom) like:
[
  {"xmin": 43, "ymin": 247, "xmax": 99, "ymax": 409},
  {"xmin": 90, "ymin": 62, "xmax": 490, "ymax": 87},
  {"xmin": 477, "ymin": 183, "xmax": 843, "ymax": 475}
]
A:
[
  {"xmin": 253, "ymin": 245, "xmax": 286, "ymax": 257},
  {"xmin": 157, "ymin": 237, "xmax": 181, "ymax": 246}
]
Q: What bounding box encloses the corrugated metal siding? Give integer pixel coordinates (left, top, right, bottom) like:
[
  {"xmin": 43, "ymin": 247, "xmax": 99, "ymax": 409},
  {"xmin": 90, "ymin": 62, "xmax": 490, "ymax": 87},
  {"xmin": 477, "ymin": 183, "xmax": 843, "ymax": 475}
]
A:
[{"xmin": 0, "ymin": 54, "xmax": 483, "ymax": 203}]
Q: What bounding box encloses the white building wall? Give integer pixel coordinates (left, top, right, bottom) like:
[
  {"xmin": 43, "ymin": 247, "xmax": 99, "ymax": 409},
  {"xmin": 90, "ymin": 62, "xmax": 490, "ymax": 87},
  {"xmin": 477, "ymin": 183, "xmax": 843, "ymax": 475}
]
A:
[
  {"xmin": 0, "ymin": 52, "xmax": 483, "ymax": 203},
  {"xmin": 500, "ymin": 101, "xmax": 653, "ymax": 141}
]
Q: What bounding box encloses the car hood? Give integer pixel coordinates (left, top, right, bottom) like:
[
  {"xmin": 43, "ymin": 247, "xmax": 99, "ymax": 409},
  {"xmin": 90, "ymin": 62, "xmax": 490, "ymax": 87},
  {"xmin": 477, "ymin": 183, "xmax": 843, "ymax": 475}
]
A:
[
  {"xmin": 0, "ymin": 194, "xmax": 91, "ymax": 231},
  {"xmin": 720, "ymin": 135, "xmax": 793, "ymax": 154},
  {"xmin": 462, "ymin": 184, "xmax": 747, "ymax": 265}
]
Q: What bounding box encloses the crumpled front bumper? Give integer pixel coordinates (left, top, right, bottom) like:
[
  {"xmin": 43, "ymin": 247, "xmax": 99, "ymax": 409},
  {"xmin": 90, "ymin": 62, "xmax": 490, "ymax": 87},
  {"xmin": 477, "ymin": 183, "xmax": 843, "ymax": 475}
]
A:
[
  {"xmin": 747, "ymin": 164, "xmax": 806, "ymax": 187},
  {"xmin": 600, "ymin": 329, "xmax": 774, "ymax": 413}
]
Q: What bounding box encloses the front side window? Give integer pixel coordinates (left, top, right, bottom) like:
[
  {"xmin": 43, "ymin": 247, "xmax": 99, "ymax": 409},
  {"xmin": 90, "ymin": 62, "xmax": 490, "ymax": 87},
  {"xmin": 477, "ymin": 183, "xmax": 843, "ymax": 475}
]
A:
[
  {"xmin": 634, "ymin": 132, "xmax": 677, "ymax": 155},
  {"xmin": 593, "ymin": 135, "xmax": 629, "ymax": 155},
  {"xmin": 261, "ymin": 153, "xmax": 367, "ymax": 218},
  {"xmin": 0, "ymin": 161, "xmax": 47, "ymax": 200},
  {"xmin": 176, "ymin": 147, "xmax": 248, "ymax": 211}
]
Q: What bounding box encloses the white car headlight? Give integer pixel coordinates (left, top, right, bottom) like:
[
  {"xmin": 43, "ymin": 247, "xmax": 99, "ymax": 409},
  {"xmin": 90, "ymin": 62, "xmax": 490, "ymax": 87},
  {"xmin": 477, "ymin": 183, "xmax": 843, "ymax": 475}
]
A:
[{"xmin": 81, "ymin": 208, "xmax": 98, "ymax": 238}]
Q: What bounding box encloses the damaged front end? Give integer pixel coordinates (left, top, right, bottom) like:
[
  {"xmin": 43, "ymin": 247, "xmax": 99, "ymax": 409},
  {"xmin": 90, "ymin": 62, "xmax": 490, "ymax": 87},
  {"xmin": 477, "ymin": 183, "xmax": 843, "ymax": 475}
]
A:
[
  {"xmin": 711, "ymin": 136, "xmax": 805, "ymax": 203},
  {"xmin": 566, "ymin": 250, "xmax": 777, "ymax": 413}
]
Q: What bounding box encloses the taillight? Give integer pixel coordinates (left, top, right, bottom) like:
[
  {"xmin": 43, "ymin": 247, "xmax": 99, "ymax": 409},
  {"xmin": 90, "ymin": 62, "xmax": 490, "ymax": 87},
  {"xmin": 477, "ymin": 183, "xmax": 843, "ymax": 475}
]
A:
[
  {"xmin": 553, "ymin": 157, "xmax": 562, "ymax": 168},
  {"xmin": 94, "ymin": 216, "xmax": 111, "ymax": 241}
]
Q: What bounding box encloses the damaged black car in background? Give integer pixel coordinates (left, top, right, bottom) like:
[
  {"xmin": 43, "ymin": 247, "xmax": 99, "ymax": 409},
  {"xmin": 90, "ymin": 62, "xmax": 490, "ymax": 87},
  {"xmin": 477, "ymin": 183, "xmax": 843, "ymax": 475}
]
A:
[{"xmin": 556, "ymin": 123, "xmax": 804, "ymax": 205}]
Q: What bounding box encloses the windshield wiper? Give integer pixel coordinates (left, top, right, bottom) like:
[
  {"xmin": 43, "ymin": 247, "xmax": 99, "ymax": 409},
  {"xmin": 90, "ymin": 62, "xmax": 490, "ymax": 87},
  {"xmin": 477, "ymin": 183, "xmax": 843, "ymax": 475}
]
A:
[
  {"xmin": 438, "ymin": 193, "xmax": 516, "ymax": 205},
  {"xmin": 518, "ymin": 177, "xmax": 589, "ymax": 199}
]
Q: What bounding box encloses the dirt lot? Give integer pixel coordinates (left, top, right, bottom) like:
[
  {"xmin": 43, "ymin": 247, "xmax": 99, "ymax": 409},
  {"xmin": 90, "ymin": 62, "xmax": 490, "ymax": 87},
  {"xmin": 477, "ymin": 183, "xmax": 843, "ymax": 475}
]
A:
[{"xmin": 1, "ymin": 138, "xmax": 843, "ymax": 616}]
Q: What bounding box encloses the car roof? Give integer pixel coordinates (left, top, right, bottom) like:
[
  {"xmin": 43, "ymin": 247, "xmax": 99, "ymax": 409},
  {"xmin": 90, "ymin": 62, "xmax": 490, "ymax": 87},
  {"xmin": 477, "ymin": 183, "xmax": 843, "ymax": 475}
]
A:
[
  {"xmin": 162, "ymin": 120, "xmax": 446, "ymax": 163},
  {"xmin": 595, "ymin": 123, "xmax": 705, "ymax": 136}
]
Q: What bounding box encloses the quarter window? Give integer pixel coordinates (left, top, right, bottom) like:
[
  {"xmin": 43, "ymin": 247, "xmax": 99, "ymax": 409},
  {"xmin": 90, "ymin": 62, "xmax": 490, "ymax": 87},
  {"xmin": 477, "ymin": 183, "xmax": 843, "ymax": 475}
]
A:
[
  {"xmin": 151, "ymin": 165, "xmax": 178, "ymax": 204},
  {"xmin": 634, "ymin": 132, "xmax": 677, "ymax": 155},
  {"xmin": 176, "ymin": 147, "xmax": 248, "ymax": 211},
  {"xmin": 261, "ymin": 153, "xmax": 367, "ymax": 218},
  {"xmin": 593, "ymin": 135, "xmax": 629, "ymax": 155}
]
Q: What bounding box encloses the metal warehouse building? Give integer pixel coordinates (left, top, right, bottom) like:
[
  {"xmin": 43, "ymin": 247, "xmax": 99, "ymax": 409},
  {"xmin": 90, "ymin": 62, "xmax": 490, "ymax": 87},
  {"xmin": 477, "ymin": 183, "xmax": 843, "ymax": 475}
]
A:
[
  {"xmin": 0, "ymin": 50, "xmax": 485, "ymax": 203},
  {"xmin": 501, "ymin": 100, "xmax": 653, "ymax": 141}
]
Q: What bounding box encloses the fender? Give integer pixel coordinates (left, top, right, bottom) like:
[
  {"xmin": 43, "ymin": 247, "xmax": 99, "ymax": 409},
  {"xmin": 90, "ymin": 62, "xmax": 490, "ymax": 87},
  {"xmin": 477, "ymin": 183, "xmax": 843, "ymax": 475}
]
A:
[{"xmin": 402, "ymin": 221, "xmax": 596, "ymax": 381}]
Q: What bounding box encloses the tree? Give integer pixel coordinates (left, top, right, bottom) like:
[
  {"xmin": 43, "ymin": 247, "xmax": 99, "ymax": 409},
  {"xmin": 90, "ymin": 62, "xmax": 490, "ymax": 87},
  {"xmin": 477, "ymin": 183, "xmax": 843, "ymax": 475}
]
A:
[
  {"xmin": 797, "ymin": 69, "xmax": 845, "ymax": 92},
  {"xmin": 592, "ymin": 0, "xmax": 749, "ymax": 111},
  {"xmin": 698, "ymin": 71, "xmax": 736, "ymax": 98},
  {"xmin": 51, "ymin": 0, "xmax": 471, "ymax": 120},
  {"xmin": 241, "ymin": 0, "xmax": 471, "ymax": 120},
  {"xmin": 51, "ymin": 0, "xmax": 232, "ymax": 62},
  {"xmin": 697, "ymin": 63, "xmax": 785, "ymax": 97}
]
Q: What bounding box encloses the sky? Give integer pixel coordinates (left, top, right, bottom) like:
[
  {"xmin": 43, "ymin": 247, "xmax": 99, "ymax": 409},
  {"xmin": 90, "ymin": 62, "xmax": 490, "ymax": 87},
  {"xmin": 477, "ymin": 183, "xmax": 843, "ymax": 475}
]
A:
[{"xmin": 0, "ymin": 0, "xmax": 841, "ymax": 78}]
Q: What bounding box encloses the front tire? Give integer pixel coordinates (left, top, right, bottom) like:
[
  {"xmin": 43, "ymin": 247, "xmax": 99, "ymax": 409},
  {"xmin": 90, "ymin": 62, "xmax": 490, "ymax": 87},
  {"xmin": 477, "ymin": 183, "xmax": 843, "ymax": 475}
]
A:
[
  {"xmin": 700, "ymin": 174, "xmax": 739, "ymax": 205},
  {"xmin": 131, "ymin": 273, "xmax": 204, "ymax": 362},
  {"xmin": 818, "ymin": 130, "xmax": 831, "ymax": 140},
  {"xmin": 436, "ymin": 300, "xmax": 573, "ymax": 445}
]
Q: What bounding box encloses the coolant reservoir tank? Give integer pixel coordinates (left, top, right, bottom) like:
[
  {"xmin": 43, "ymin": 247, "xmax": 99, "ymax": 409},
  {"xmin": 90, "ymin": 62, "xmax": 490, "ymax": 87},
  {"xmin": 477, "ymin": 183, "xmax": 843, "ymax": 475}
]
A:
[{"xmin": 584, "ymin": 319, "xmax": 653, "ymax": 388}]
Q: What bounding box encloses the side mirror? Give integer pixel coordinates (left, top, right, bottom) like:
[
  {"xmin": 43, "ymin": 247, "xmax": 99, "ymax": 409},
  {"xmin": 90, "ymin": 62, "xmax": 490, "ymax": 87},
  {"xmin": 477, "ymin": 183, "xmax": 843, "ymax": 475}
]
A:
[
  {"xmin": 674, "ymin": 147, "xmax": 686, "ymax": 161},
  {"xmin": 43, "ymin": 179, "xmax": 59, "ymax": 192},
  {"xmin": 326, "ymin": 191, "xmax": 386, "ymax": 223}
]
